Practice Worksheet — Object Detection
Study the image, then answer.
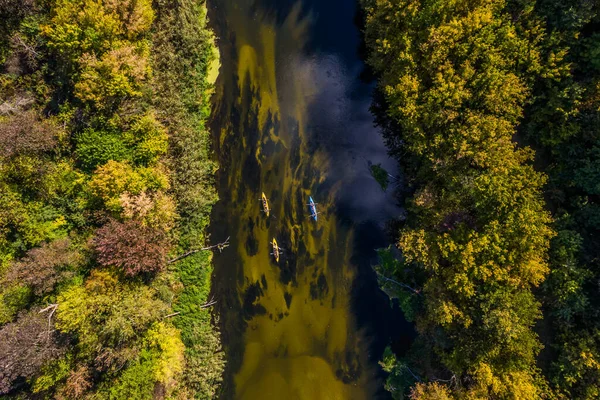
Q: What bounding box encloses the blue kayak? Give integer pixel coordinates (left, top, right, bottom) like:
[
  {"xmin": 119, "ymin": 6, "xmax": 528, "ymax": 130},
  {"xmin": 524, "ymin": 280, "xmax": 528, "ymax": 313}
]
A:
[{"xmin": 308, "ymin": 196, "xmax": 318, "ymax": 221}]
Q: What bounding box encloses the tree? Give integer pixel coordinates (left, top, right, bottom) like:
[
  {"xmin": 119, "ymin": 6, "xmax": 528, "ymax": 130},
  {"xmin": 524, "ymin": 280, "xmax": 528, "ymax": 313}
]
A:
[
  {"xmin": 74, "ymin": 44, "xmax": 150, "ymax": 107},
  {"xmin": 93, "ymin": 219, "xmax": 170, "ymax": 277},
  {"xmin": 0, "ymin": 309, "xmax": 66, "ymax": 394},
  {"xmin": 410, "ymin": 383, "xmax": 451, "ymax": 400},
  {"xmin": 4, "ymin": 238, "xmax": 82, "ymax": 296},
  {"xmin": 103, "ymin": 322, "xmax": 185, "ymax": 399},
  {"xmin": 0, "ymin": 110, "xmax": 58, "ymax": 159},
  {"xmin": 0, "ymin": 0, "xmax": 221, "ymax": 397},
  {"xmin": 87, "ymin": 160, "xmax": 169, "ymax": 213},
  {"xmin": 55, "ymin": 270, "xmax": 169, "ymax": 370},
  {"xmin": 119, "ymin": 191, "xmax": 176, "ymax": 231},
  {"xmin": 126, "ymin": 111, "xmax": 168, "ymax": 166},
  {"xmin": 41, "ymin": 0, "xmax": 153, "ymax": 64},
  {"xmin": 362, "ymin": 0, "xmax": 554, "ymax": 397}
]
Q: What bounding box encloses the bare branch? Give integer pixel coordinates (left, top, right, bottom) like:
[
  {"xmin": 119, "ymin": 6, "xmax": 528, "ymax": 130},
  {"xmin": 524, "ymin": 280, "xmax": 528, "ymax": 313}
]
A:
[
  {"xmin": 38, "ymin": 304, "xmax": 58, "ymax": 343},
  {"xmin": 376, "ymin": 272, "xmax": 422, "ymax": 296},
  {"xmin": 11, "ymin": 34, "xmax": 39, "ymax": 58},
  {"xmin": 432, "ymin": 374, "xmax": 457, "ymax": 388},
  {"xmin": 167, "ymin": 237, "xmax": 230, "ymax": 264},
  {"xmin": 200, "ymin": 296, "xmax": 217, "ymax": 309},
  {"xmin": 163, "ymin": 312, "xmax": 180, "ymax": 319}
]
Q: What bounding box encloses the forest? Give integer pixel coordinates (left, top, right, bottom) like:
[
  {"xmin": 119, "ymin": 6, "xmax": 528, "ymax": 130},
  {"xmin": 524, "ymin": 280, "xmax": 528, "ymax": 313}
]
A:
[
  {"xmin": 0, "ymin": 0, "xmax": 223, "ymax": 398},
  {"xmin": 1, "ymin": 0, "xmax": 599, "ymax": 399},
  {"xmin": 362, "ymin": 0, "xmax": 600, "ymax": 399}
]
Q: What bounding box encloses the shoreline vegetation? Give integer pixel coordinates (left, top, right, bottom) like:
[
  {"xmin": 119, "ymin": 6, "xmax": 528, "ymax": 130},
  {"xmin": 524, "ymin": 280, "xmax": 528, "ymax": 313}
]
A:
[
  {"xmin": 362, "ymin": 0, "xmax": 599, "ymax": 399},
  {"xmin": 0, "ymin": 0, "xmax": 223, "ymax": 398}
]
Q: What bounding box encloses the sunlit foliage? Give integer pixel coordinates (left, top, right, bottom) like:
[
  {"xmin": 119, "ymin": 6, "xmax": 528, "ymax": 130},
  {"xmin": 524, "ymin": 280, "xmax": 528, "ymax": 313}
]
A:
[
  {"xmin": 363, "ymin": 0, "xmax": 555, "ymax": 397},
  {"xmin": 522, "ymin": 2, "xmax": 600, "ymax": 398}
]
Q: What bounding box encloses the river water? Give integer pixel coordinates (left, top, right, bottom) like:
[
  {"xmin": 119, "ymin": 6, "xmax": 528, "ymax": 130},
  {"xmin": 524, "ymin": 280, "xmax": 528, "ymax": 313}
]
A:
[{"xmin": 207, "ymin": 0, "xmax": 404, "ymax": 398}]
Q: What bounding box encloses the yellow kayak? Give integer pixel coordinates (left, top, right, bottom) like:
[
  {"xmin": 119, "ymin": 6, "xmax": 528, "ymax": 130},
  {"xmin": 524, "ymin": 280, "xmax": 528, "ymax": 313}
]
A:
[
  {"xmin": 261, "ymin": 192, "xmax": 270, "ymax": 217},
  {"xmin": 271, "ymin": 238, "xmax": 280, "ymax": 263}
]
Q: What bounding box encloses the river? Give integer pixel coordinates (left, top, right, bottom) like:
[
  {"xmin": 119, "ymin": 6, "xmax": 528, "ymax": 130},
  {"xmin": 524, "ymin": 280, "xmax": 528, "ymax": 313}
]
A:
[{"xmin": 207, "ymin": 0, "xmax": 405, "ymax": 398}]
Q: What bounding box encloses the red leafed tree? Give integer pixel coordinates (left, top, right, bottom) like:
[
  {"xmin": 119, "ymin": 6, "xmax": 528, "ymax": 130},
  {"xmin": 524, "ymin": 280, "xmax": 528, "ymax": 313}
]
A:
[
  {"xmin": 5, "ymin": 238, "xmax": 81, "ymax": 296},
  {"xmin": 0, "ymin": 309, "xmax": 66, "ymax": 394},
  {"xmin": 0, "ymin": 111, "xmax": 57, "ymax": 158},
  {"xmin": 93, "ymin": 219, "xmax": 170, "ymax": 277}
]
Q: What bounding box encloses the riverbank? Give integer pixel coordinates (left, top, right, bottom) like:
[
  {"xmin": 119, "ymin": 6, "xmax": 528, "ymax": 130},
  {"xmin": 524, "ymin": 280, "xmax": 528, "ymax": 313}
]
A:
[{"xmin": 152, "ymin": 1, "xmax": 225, "ymax": 398}]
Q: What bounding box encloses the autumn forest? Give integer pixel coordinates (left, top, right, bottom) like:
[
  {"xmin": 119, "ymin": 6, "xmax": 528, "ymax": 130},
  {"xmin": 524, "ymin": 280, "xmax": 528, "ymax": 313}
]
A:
[{"xmin": 0, "ymin": 0, "xmax": 599, "ymax": 399}]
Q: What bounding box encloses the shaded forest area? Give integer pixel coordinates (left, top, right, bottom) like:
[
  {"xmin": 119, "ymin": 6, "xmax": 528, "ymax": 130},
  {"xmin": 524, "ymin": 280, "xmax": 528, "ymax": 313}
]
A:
[
  {"xmin": 0, "ymin": 0, "xmax": 223, "ymax": 398},
  {"xmin": 362, "ymin": 0, "xmax": 599, "ymax": 399}
]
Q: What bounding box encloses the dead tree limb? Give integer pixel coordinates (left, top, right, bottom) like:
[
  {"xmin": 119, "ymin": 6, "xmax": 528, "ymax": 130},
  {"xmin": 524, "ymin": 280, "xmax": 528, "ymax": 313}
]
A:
[
  {"xmin": 39, "ymin": 303, "xmax": 58, "ymax": 343},
  {"xmin": 167, "ymin": 237, "xmax": 230, "ymax": 264},
  {"xmin": 376, "ymin": 273, "xmax": 421, "ymax": 296},
  {"xmin": 163, "ymin": 312, "xmax": 181, "ymax": 319},
  {"xmin": 11, "ymin": 34, "xmax": 39, "ymax": 64},
  {"xmin": 200, "ymin": 296, "xmax": 217, "ymax": 309}
]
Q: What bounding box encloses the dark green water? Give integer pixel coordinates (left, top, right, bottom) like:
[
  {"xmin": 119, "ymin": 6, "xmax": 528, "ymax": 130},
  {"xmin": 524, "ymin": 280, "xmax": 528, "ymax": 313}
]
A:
[{"xmin": 207, "ymin": 1, "xmax": 405, "ymax": 398}]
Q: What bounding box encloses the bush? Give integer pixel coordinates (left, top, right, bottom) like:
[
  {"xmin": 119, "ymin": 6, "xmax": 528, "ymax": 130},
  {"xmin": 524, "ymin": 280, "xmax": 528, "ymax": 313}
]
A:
[{"xmin": 75, "ymin": 128, "xmax": 132, "ymax": 171}]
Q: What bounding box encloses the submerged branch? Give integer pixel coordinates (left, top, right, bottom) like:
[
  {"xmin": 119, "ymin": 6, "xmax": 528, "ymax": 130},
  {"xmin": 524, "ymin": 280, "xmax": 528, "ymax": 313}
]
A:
[
  {"xmin": 405, "ymin": 365, "xmax": 422, "ymax": 382},
  {"xmin": 201, "ymin": 296, "xmax": 217, "ymax": 309}
]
